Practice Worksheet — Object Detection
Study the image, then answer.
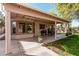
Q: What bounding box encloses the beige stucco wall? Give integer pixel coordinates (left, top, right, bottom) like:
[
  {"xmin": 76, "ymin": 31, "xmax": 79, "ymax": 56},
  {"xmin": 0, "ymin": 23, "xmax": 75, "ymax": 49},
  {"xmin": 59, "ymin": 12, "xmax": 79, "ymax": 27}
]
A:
[
  {"xmin": 12, "ymin": 20, "xmax": 54, "ymax": 39},
  {"xmin": 34, "ymin": 21, "xmax": 54, "ymax": 36}
]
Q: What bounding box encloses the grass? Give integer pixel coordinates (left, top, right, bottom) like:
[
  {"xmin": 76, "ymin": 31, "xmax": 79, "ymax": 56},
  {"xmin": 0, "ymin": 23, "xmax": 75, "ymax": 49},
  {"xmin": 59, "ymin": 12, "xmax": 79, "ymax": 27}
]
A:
[{"xmin": 44, "ymin": 35, "xmax": 79, "ymax": 56}]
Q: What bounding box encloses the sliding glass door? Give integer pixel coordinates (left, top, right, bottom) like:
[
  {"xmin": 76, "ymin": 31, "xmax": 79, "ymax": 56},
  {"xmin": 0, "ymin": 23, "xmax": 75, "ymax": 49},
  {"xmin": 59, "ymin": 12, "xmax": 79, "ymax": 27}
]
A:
[
  {"xmin": 19, "ymin": 22, "xmax": 33, "ymax": 34},
  {"xmin": 19, "ymin": 23, "xmax": 25, "ymax": 33}
]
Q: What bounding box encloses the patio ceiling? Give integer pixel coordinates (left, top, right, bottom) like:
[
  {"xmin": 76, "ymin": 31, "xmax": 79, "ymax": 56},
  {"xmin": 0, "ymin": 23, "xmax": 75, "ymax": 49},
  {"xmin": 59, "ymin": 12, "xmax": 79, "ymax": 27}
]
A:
[{"xmin": 11, "ymin": 12, "xmax": 55, "ymax": 24}]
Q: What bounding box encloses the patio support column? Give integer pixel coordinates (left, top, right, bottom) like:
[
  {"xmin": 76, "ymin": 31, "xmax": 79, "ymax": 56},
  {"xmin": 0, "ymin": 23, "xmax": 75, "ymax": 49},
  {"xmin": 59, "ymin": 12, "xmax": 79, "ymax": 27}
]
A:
[
  {"xmin": 64, "ymin": 23, "xmax": 68, "ymax": 33},
  {"xmin": 33, "ymin": 22, "xmax": 35, "ymax": 34},
  {"xmin": 54, "ymin": 21, "xmax": 57, "ymax": 39},
  {"xmin": 35, "ymin": 22, "xmax": 40, "ymax": 36},
  {"xmin": 5, "ymin": 10, "xmax": 12, "ymax": 54},
  {"xmin": 67, "ymin": 23, "xmax": 73, "ymax": 34},
  {"xmin": 16, "ymin": 21, "xmax": 19, "ymax": 34}
]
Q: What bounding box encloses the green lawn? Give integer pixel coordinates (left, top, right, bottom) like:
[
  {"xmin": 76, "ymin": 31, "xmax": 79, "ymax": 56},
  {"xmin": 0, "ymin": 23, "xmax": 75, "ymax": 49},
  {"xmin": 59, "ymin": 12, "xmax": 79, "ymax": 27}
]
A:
[{"xmin": 45, "ymin": 35, "xmax": 79, "ymax": 56}]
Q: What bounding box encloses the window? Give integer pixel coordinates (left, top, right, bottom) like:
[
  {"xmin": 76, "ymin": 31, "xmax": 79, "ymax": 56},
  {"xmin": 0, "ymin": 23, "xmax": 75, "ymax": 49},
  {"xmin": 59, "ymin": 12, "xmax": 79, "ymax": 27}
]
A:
[
  {"xmin": 25, "ymin": 23, "xmax": 33, "ymax": 33},
  {"xmin": 12, "ymin": 22, "xmax": 16, "ymax": 33},
  {"xmin": 40, "ymin": 24, "xmax": 45, "ymax": 29},
  {"xmin": 19, "ymin": 22, "xmax": 33, "ymax": 34}
]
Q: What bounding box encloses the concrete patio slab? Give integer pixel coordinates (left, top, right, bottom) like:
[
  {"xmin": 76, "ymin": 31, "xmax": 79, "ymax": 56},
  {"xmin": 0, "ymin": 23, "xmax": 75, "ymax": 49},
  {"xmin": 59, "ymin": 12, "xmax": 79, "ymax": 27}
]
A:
[
  {"xmin": 0, "ymin": 39, "xmax": 59, "ymax": 56},
  {"xmin": 18, "ymin": 39, "xmax": 59, "ymax": 56}
]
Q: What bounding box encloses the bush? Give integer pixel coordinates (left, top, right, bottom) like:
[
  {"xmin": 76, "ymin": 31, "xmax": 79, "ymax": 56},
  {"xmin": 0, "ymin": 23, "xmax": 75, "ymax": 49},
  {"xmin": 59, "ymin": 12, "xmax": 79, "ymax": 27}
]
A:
[
  {"xmin": 66, "ymin": 32, "xmax": 72, "ymax": 36},
  {"xmin": 66, "ymin": 28, "xmax": 72, "ymax": 36}
]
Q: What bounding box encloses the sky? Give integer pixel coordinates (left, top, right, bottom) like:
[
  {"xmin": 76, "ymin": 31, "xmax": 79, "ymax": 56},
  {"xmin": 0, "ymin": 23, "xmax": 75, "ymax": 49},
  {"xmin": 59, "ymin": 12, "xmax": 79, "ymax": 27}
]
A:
[
  {"xmin": 71, "ymin": 19, "xmax": 79, "ymax": 27},
  {"xmin": 28, "ymin": 3, "xmax": 57, "ymax": 13}
]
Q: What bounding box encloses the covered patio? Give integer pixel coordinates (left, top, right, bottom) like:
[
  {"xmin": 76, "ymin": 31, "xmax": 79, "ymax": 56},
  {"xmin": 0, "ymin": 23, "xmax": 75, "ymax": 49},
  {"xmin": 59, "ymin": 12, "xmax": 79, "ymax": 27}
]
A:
[{"xmin": 3, "ymin": 3, "xmax": 69, "ymax": 55}]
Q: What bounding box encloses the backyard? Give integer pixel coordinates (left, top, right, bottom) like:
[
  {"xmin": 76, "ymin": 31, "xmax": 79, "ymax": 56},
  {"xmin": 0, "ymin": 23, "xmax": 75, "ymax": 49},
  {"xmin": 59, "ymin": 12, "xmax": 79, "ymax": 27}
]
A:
[{"xmin": 44, "ymin": 34, "xmax": 79, "ymax": 56}]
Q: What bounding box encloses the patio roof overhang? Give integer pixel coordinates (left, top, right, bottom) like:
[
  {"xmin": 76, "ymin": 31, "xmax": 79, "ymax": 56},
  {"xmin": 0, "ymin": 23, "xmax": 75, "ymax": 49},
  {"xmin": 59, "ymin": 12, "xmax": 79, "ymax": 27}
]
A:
[{"xmin": 3, "ymin": 3, "xmax": 69, "ymax": 23}]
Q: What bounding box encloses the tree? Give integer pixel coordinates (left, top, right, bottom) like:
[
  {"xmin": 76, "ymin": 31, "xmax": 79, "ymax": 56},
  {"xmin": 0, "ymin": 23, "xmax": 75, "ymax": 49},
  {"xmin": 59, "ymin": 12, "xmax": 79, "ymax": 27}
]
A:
[
  {"xmin": 0, "ymin": 11, "xmax": 4, "ymax": 27},
  {"xmin": 57, "ymin": 3, "xmax": 79, "ymax": 20},
  {"xmin": 0, "ymin": 11, "xmax": 4, "ymax": 34},
  {"xmin": 50, "ymin": 11, "xmax": 58, "ymax": 16},
  {"xmin": 73, "ymin": 10, "xmax": 79, "ymax": 20}
]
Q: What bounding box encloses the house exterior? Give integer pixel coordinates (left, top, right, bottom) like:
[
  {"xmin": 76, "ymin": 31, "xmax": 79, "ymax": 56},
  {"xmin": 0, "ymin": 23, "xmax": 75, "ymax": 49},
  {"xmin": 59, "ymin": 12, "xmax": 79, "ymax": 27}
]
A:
[{"xmin": 3, "ymin": 3, "xmax": 69, "ymax": 54}]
